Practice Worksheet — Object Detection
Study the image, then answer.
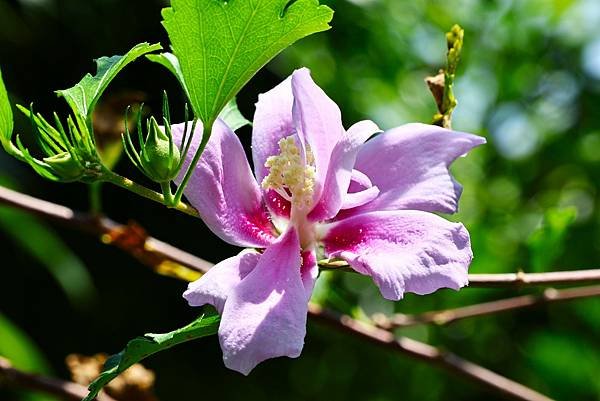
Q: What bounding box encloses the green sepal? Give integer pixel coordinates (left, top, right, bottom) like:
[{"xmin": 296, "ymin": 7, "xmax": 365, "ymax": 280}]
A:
[
  {"xmin": 42, "ymin": 152, "xmax": 86, "ymax": 181},
  {"xmin": 83, "ymin": 311, "xmax": 220, "ymax": 401},
  {"xmin": 15, "ymin": 104, "xmax": 104, "ymax": 183}
]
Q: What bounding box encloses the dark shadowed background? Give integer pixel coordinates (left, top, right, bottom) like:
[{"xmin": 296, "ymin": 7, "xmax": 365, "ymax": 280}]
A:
[{"xmin": 0, "ymin": 0, "xmax": 599, "ymax": 400}]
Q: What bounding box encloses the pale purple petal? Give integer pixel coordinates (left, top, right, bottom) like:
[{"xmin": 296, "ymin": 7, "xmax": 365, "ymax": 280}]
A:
[
  {"xmin": 347, "ymin": 123, "xmax": 486, "ymax": 216},
  {"xmin": 218, "ymin": 228, "xmax": 307, "ymax": 375},
  {"xmin": 341, "ymin": 186, "xmax": 380, "ymax": 210},
  {"xmin": 307, "ymin": 119, "xmax": 381, "ymax": 221},
  {"xmin": 291, "ymin": 68, "xmax": 344, "ymax": 206},
  {"xmin": 183, "ymin": 250, "xmax": 260, "ymax": 314},
  {"xmin": 172, "ymin": 119, "xmax": 276, "ymax": 247},
  {"xmin": 321, "ymin": 210, "xmax": 473, "ymax": 300},
  {"xmin": 251, "ymin": 76, "xmax": 294, "ymax": 218},
  {"xmin": 349, "ymin": 168, "xmax": 374, "ymax": 190},
  {"xmin": 252, "ymin": 76, "xmax": 294, "ymax": 184}
]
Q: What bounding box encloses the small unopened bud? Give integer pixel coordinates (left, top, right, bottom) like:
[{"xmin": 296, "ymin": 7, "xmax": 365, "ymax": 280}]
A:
[
  {"xmin": 43, "ymin": 152, "xmax": 85, "ymax": 182},
  {"xmin": 139, "ymin": 117, "xmax": 180, "ymax": 182}
]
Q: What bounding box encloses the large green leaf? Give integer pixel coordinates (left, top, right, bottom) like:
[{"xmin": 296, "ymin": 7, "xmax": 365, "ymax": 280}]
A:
[
  {"xmin": 219, "ymin": 97, "xmax": 251, "ymax": 131},
  {"xmin": 83, "ymin": 311, "xmax": 220, "ymax": 401},
  {"xmin": 162, "ymin": 0, "xmax": 333, "ymax": 124},
  {"xmin": 56, "ymin": 42, "xmax": 162, "ymax": 121},
  {"xmin": 148, "ymin": 52, "xmax": 250, "ymax": 130},
  {"xmin": 0, "ymin": 69, "xmax": 12, "ymax": 143},
  {"xmin": 146, "ymin": 52, "xmax": 190, "ymax": 100}
]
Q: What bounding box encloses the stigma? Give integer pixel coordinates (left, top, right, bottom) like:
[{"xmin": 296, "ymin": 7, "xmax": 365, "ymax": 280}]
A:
[{"xmin": 262, "ymin": 135, "xmax": 316, "ymax": 210}]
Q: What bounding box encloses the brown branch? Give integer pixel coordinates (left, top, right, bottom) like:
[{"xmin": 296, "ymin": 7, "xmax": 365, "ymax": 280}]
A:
[
  {"xmin": 0, "ymin": 357, "xmax": 117, "ymax": 401},
  {"xmin": 467, "ymin": 270, "xmax": 600, "ymax": 287},
  {"xmin": 1, "ymin": 185, "xmax": 599, "ymax": 287},
  {"xmin": 318, "ymin": 261, "xmax": 600, "ymax": 287},
  {"xmin": 0, "ymin": 185, "xmax": 560, "ymax": 401},
  {"xmin": 373, "ymin": 285, "xmax": 600, "ymax": 329},
  {"xmin": 307, "ymin": 305, "xmax": 553, "ymax": 401}
]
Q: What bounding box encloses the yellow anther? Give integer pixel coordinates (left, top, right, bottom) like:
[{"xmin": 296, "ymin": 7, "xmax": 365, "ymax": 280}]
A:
[{"xmin": 262, "ymin": 135, "xmax": 316, "ymax": 210}]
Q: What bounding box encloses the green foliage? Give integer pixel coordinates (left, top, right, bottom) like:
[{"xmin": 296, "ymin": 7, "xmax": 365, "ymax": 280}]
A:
[
  {"xmin": 147, "ymin": 52, "xmax": 190, "ymax": 100},
  {"xmin": 13, "ymin": 105, "xmax": 100, "ymax": 182},
  {"xmin": 161, "ymin": 0, "xmax": 333, "ymax": 124},
  {"xmin": 0, "ymin": 313, "xmax": 58, "ymax": 401},
  {"xmin": 528, "ymin": 207, "xmax": 577, "ymax": 272},
  {"xmin": 147, "ymin": 53, "xmax": 250, "ymax": 130},
  {"xmin": 56, "ymin": 42, "xmax": 162, "ymax": 123},
  {"xmin": 83, "ymin": 311, "xmax": 220, "ymax": 401},
  {"xmin": 219, "ymin": 98, "xmax": 251, "ymax": 131},
  {"xmin": 0, "ymin": 69, "xmax": 13, "ymax": 150}
]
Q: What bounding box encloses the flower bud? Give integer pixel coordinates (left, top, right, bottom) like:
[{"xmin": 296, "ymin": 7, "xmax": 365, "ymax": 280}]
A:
[
  {"xmin": 139, "ymin": 117, "xmax": 181, "ymax": 182},
  {"xmin": 43, "ymin": 152, "xmax": 86, "ymax": 182}
]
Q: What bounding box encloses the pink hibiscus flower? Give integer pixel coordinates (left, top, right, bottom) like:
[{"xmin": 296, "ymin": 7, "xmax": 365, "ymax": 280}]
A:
[{"xmin": 172, "ymin": 68, "xmax": 485, "ymax": 375}]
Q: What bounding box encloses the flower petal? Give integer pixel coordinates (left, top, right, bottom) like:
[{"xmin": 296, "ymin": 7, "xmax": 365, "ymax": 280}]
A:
[
  {"xmin": 251, "ymin": 76, "xmax": 294, "ymax": 218},
  {"xmin": 172, "ymin": 119, "xmax": 276, "ymax": 247},
  {"xmin": 321, "ymin": 210, "xmax": 473, "ymax": 300},
  {"xmin": 341, "ymin": 186, "xmax": 380, "ymax": 210},
  {"xmin": 291, "ymin": 68, "xmax": 344, "ymax": 205},
  {"xmin": 252, "ymin": 75, "xmax": 294, "ymax": 184},
  {"xmin": 307, "ymin": 119, "xmax": 381, "ymax": 221},
  {"xmin": 348, "ymin": 123, "xmax": 486, "ymax": 215},
  {"xmin": 219, "ymin": 228, "xmax": 307, "ymax": 375},
  {"xmin": 183, "ymin": 249, "xmax": 260, "ymax": 314},
  {"xmin": 301, "ymin": 249, "xmax": 318, "ymax": 302}
]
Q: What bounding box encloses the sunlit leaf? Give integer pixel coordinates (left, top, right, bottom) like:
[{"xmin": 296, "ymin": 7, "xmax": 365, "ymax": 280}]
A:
[
  {"xmin": 56, "ymin": 42, "xmax": 162, "ymax": 122},
  {"xmin": 146, "ymin": 52, "xmax": 190, "ymax": 100},
  {"xmin": 219, "ymin": 98, "xmax": 251, "ymax": 131},
  {"xmin": 83, "ymin": 311, "xmax": 220, "ymax": 401},
  {"xmin": 0, "ymin": 68, "xmax": 13, "ymax": 147},
  {"xmin": 162, "ymin": 0, "xmax": 333, "ymax": 124},
  {"xmin": 147, "ymin": 53, "xmax": 249, "ymax": 130}
]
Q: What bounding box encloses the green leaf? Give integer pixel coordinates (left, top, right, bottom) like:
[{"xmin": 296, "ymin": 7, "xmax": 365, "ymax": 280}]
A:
[
  {"xmin": 146, "ymin": 52, "xmax": 191, "ymax": 100},
  {"xmin": 56, "ymin": 42, "xmax": 162, "ymax": 121},
  {"xmin": 162, "ymin": 0, "xmax": 333, "ymax": 124},
  {"xmin": 0, "ymin": 68, "xmax": 13, "ymax": 147},
  {"xmin": 528, "ymin": 207, "xmax": 577, "ymax": 272},
  {"xmin": 83, "ymin": 311, "xmax": 220, "ymax": 401},
  {"xmin": 219, "ymin": 98, "xmax": 251, "ymax": 131},
  {"xmin": 148, "ymin": 53, "xmax": 250, "ymax": 130}
]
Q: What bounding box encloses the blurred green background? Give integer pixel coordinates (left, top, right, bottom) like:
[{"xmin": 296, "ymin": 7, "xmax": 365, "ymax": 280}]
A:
[{"xmin": 0, "ymin": 0, "xmax": 599, "ymax": 400}]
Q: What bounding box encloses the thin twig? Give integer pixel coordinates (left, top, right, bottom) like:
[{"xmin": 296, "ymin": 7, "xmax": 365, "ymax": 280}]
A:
[
  {"xmin": 0, "ymin": 357, "xmax": 117, "ymax": 401},
  {"xmin": 2, "ymin": 185, "xmax": 599, "ymax": 287},
  {"xmin": 373, "ymin": 285, "xmax": 600, "ymax": 329},
  {"xmin": 307, "ymin": 305, "xmax": 553, "ymax": 401},
  {"xmin": 0, "ymin": 185, "xmax": 212, "ymax": 278},
  {"xmin": 467, "ymin": 270, "xmax": 600, "ymax": 287},
  {"xmin": 0, "ymin": 185, "xmax": 558, "ymax": 401}
]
